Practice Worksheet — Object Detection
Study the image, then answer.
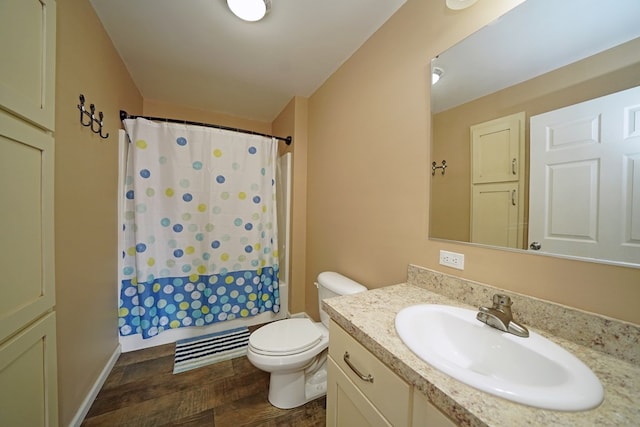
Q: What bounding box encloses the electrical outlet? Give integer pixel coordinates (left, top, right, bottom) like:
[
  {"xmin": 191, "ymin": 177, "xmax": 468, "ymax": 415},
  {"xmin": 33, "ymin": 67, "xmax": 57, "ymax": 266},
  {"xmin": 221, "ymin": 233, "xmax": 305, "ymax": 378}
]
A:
[{"xmin": 439, "ymin": 250, "xmax": 465, "ymax": 270}]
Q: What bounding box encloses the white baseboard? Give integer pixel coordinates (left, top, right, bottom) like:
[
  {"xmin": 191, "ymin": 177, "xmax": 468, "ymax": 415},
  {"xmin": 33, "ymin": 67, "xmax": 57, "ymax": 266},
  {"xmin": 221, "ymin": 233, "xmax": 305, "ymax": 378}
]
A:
[{"xmin": 69, "ymin": 344, "xmax": 121, "ymax": 427}]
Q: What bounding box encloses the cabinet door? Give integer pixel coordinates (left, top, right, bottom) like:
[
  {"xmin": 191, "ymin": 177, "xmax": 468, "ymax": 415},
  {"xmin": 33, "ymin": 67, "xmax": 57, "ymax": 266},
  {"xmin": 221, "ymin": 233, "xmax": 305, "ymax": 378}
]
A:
[
  {"xmin": 0, "ymin": 312, "xmax": 58, "ymax": 427},
  {"xmin": 0, "ymin": 110, "xmax": 55, "ymax": 343},
  {"xmin": 471, "ymin": 182, "xmax": 521, "ymax": 248},
  {"xmin": 470, "ymin": 112, "xmax": 524, "ymax": 184},
  {"xmin": 412, "ymin": 390, "xmax": 456, "ymax": 427},
  {"xmin": 327, "ymin": 356, "xmax": 391, "ymax": 427},
  {"xmin": 0, "ymin": 0, "xmax": 56, "ymax": 130},
  {"xmin": 329, "ymin": 321, "xmax": 411, "ymax": 426}
]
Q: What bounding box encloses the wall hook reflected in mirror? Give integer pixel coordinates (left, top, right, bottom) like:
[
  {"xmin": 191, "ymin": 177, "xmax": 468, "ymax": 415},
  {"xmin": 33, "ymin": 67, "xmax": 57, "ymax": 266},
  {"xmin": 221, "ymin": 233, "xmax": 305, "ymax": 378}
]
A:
[
  {"xmin": 77, "ymin": 94, "xmax": 109, "ymax": 139},
  {"xmin": 432, "ymin": 160, "xmax": 447, "ymax": 176}
]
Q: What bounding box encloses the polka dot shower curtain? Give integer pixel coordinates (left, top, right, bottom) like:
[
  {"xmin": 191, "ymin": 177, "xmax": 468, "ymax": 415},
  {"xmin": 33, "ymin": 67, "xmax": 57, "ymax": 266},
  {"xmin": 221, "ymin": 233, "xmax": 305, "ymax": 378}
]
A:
[{"xmin": 119, "ymin": 118, "xmax": 280, "ymax": 339}]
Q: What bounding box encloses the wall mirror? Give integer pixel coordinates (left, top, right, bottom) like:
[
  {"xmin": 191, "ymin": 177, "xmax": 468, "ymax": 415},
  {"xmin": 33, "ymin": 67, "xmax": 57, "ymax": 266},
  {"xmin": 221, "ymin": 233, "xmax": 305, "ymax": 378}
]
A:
[{"xmin": 429, "ymin": 0, "xmax": 640, "ymax": 267}]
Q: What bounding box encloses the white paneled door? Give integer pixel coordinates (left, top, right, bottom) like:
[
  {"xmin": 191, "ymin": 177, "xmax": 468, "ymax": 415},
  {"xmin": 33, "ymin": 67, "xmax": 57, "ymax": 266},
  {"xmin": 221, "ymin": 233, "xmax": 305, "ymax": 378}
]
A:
[{"xmin": 529, "ymin": 86, "xmax": 640, "ymax": 264}]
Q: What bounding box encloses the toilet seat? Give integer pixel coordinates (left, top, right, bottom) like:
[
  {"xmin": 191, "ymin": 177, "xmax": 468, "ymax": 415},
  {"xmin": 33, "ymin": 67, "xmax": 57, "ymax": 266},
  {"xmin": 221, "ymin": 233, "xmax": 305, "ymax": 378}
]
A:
[{"xmin": 249, "ymin": 318, "xmax": 323, "ymax": 356}]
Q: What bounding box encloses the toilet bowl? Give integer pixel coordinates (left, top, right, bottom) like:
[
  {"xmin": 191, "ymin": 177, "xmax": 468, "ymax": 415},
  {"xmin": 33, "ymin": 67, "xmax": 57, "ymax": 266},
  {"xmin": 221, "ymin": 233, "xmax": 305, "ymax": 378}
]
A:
[{"xmin": 246, "ymin": 272, "xmax": 367, "ymax": 409}]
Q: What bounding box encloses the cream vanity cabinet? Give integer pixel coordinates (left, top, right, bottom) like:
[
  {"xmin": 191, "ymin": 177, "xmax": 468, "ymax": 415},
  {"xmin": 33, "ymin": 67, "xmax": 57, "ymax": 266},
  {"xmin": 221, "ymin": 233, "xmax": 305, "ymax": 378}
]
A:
[
  {"xmin": 327, "ymin": 321, "xmax": 456, "ymax": 427},
  {"xmin": 0, "ymin": 1, "xmax": 58, "ymax": 426}
]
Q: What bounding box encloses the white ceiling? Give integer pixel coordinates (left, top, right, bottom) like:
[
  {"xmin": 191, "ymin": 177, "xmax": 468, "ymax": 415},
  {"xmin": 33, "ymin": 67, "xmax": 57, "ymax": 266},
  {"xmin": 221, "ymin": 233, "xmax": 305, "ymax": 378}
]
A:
[{"xmin": 90, "ymin": 0, "xmax": 407, "ymax": 122}]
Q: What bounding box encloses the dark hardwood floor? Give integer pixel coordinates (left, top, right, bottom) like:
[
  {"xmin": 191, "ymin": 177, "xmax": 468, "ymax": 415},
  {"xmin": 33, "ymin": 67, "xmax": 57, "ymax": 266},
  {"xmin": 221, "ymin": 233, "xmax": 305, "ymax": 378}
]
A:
[{"xmin": 81, "ymin": 340, "xmax": 326, "ymax": 427}]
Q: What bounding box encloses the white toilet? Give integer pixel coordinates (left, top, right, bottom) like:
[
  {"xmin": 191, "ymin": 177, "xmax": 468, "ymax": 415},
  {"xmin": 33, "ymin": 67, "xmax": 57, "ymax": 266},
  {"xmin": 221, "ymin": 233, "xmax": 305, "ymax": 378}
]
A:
[{"xmin": 246, "ymin": 271, "xmax": 367, "ymax": 409}]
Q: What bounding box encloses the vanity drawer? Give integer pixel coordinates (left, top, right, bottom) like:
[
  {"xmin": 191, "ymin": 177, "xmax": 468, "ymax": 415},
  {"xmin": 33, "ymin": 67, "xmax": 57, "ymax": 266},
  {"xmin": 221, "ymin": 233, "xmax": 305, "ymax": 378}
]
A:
[{"xmin": 329, "ymin": 320, "xmax": 411, "ymax": 427}]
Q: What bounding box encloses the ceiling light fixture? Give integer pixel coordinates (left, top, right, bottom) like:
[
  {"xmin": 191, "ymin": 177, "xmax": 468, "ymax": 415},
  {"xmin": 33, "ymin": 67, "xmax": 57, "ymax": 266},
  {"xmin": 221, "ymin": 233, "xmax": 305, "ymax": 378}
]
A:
[
  {"xmin": 446, "ymin": 0, "xmax": 478, "ymax": 10},
  {"xmin": 432, "ymin": 67, "xmax": 444, "ymax": 85},
  {"xmin": 227, "ymin": 0, "xmax": 271, "ymax": 22}
]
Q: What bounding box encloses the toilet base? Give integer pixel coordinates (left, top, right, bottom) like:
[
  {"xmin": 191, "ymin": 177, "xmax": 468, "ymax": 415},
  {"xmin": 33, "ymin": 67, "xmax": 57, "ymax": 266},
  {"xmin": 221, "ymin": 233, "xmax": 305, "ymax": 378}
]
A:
[{"xmin": 267, "ymin": 361, "xmax": 328, "ymax": 409}]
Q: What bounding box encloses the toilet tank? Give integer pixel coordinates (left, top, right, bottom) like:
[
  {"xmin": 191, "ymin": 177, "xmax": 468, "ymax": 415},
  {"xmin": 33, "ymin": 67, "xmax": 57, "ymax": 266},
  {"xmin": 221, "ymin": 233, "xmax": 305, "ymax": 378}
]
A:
[{"xmin": 317, "ymin": 272, "xmax": 367, "ymax": 327}]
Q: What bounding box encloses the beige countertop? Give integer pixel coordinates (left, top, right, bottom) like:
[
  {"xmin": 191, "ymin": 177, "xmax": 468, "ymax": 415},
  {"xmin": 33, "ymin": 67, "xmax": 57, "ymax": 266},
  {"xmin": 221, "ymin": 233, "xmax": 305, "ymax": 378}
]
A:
[{"xmin": 323, "ymin": 280, "xmax": 640, "ymax": 427}]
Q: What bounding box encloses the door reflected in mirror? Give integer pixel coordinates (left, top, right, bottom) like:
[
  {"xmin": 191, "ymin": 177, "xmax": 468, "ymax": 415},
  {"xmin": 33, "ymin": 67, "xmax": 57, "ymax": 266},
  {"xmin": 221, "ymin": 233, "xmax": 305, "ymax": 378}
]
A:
[{"xmin": 429, "ymin": 0, "xmax": 640, "ymax": 267}]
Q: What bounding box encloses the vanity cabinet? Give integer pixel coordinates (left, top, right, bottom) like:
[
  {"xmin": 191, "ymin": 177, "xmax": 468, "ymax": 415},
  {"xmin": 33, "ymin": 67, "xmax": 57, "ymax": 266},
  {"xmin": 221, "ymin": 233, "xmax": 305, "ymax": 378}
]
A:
[{"xmin": 327, "ymin": 320, "xmax": 456, "ymax": 427}]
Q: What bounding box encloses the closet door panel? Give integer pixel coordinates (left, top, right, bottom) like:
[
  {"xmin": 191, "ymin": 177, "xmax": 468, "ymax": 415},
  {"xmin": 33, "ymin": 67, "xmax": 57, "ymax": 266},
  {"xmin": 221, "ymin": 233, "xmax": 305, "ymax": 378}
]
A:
[
  {"xmin": 0, "ymin": 0, "xmax": 56, "ymax": 130},
  {"xmin": 0, "ymin": 110, "xmax": 55, "ymax": 343},
  {"xmin": 0, "ymin": 312, "xmax": 58, "ymax": 427}
]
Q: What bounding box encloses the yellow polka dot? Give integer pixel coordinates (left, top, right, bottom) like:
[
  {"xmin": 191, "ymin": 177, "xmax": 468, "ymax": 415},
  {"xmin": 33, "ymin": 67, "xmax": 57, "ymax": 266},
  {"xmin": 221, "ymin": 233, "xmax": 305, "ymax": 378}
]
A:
[
  {"xmin": 198, "ymin": 203, "xmax": 207, "ymax": 212},
  {"xmin": 238, "ymin": 192, "xmax": 247, "ymax": 200},
  {"xmin": 119, "ymin": 307, "xmax": 129, "ymax": 317},
  {"xmin": 273, "ymin": 249, "xmax": 279, "ymax": 258},
  {"xmin": 248, "ymin": 293, "xmax": 257, "ymax": 301},
  {"xmin": 153, "ymin": 283, "xmax": 161, "ymax": 292},
  {"xmin": 147, "ymin": 258, "xmax": 155, "ymax": 267},
  {"xmin": 185, "ymin": 246, "xmax": 195, "ymax": 255},
  {"xmin": 262, "ymin": 294, "xmax": 270, "ymax": 301},
  {"xmin": 189, "ymin": 273, "xmax": 199, "ymax": 282},
  {"xmin": 165, "ymin": 188, "xmax": 174, "ymax": 197},
  {"xmin": 135, "ymin": 139, "xmax": 147, "ymax": 149},
  {"xmin": 257, "ymin": 268, "xmax": 262, "ymax": 276},
  {"xmin": 197, "ymin": 265, "xmax": 207, "ymax": 274},
  {"xmin": 170, "ymin": 320, "xmax": 181, "ymax": 329},
  {"xmin": 213, "ymin": 149, "xmax": 223, "ymax": 158},
  {"xmin": 225, "ymin": 276, "xmax": 234, "ymax": 284},
  {"xmin": 240, "ymin": 309, "xmax": 249, "ymax": 317},
  {"xmin": 179, "ymin": 302, "xmax": 189, "ymax": 310},
  {"xmin": 262, "ymin": 205, "xmax": 267, "ymax": 213},
  {"xmin": 254, "ymin": 243, "xmax": 261, "ymax": 251},
  {"xmin": 132, "ymin": 277, "xmax": 138, "ymax": 285},
  {"xmin": 127, "ymin": 247, "xmax": 136, "ymax": 256},
  {"xmin": 201, "ymin": 306, "xmax": 210, "ymax": 314},
  {"xmin": 221, "ymin": 253, "xmax": 229, "ymax": 261}
]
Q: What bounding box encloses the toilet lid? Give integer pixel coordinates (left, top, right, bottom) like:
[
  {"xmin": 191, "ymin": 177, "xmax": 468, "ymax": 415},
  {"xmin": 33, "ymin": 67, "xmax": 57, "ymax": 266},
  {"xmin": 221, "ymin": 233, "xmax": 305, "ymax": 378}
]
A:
[{"xmin": 249, "ymin": 318, "xmax": 323, "ymax": 355}]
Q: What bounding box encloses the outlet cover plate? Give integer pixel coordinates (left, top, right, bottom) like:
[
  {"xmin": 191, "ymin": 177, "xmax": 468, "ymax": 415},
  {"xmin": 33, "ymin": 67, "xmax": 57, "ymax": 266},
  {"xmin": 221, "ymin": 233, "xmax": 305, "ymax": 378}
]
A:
[{"xmin": 439, "ymin": 250, "xmax": 465, "ymax": 270}]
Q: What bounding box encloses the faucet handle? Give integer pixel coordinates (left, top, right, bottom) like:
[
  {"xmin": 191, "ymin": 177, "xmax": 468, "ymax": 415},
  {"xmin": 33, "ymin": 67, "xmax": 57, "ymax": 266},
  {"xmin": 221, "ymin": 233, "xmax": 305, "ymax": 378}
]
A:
[{"xmin": 492, "ymin": 294, "xmax": 512, "ymax": 308}]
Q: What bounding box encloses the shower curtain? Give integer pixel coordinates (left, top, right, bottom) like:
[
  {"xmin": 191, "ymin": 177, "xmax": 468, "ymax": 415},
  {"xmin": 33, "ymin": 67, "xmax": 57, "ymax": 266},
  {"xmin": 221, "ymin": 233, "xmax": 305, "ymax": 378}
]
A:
[{"xmin": 119, "ymin": 118, "xmax": 280, "ymax": 339}]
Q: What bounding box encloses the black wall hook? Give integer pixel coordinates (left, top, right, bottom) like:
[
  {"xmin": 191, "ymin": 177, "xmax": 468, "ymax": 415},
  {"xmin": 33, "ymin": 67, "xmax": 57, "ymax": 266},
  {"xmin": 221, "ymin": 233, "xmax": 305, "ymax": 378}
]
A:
[{"xmin": 77, "ymin": 94, "xmax": 109, "ymax": 139}]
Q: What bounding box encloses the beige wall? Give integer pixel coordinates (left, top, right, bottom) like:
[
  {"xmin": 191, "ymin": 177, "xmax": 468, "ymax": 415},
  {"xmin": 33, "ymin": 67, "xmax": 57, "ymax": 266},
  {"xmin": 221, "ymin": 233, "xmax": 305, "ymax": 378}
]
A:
[
  {"xmin": 273, "ymin": 97, "xmax": 309, "ymax": 314},
  {"xmin": 306, "ymin": 0, "xmax": 640, "ymax": 324},
  {"xmin": 143, "ymin": 98, "xmax": 272, "ymax": 134},
  {"xmin": 55, "ymin": 0, "xmax": 142, "ymax": 425}
]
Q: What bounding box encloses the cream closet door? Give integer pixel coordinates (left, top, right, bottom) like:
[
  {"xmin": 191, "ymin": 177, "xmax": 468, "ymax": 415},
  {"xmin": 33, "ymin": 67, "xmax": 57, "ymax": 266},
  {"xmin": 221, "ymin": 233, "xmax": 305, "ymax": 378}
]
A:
[
  {"xmin": 0, "ymin": 0, "xmax": 58, "ymax": 426},
  {"xmin": 470, "ymin": 112, "xmax": 525, "ymax": 248},
  {"xmin": 529, "ymin": 86, "xmax": 640, "ymax": 264}
]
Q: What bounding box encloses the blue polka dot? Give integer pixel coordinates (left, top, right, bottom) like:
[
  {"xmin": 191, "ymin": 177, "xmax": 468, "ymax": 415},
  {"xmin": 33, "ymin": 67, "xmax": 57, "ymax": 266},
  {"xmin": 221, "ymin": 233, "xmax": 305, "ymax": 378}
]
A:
[
  {"xmin": 173, "ymin": 224, "xmax": 183, "ymax": 232},
  {"xmin": 211, "ymin": 240, "xmax": 221, "ymax": 249},
  {"xmin": 140, "ymin": 169, "xmax": 151, "ymax": 178},
  {"xmin": 253, "ymin": 196, "xmax": 261, "ymax": 203},
  {"xmin": 248, "ymin": 146, "xmax": 257, "ymax": 154},
  {"xmin": 177, "ymin": 137, "xmax": 187, "ymax": 146},
  {"xmin": 245, "ymin": 245, "xmax": 253, "ymax": 253},
  {"xmin": 216, "ymin": 175, "xmax": 225, "ymax": 184},
  {"xmin": 174, "ymin": 249, "xmax": 184, "ymax": 257},
  {"xmin": 183, "ymin": 193, "xmax": 193, "ymax": 202},
  {"xmin": 244, "ymin": 223, "xmax": 253, "ymax": 231},
  {"xmin": 126, "ymin": 190, "xmax": 135, "ymax": 199},
  {"xmin": 136, "ymin": 243, "xmax": 147, "ymax": 253}
]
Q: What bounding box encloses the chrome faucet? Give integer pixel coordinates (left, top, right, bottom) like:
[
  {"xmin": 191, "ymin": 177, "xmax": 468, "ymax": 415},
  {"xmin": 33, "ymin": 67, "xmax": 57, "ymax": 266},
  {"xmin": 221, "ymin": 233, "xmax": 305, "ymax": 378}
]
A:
[{"xmin": 476, "ymin": 294, "xmax": 529, "ymax": 338}]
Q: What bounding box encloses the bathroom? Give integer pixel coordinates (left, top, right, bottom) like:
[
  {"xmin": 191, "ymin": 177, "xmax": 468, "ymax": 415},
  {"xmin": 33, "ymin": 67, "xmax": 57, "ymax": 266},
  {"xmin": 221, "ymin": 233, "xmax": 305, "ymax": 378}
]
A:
[{"xmin": 3, "ymin": 0, "xmax": 638, "ymax": 425}]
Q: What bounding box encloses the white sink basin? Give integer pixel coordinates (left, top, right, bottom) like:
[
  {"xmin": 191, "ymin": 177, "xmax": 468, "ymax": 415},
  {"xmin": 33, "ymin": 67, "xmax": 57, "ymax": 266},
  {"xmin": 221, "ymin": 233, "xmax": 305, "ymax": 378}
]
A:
[{"xmin": 395, "ymin": 304, "xmax": 603, "ymax": 411}]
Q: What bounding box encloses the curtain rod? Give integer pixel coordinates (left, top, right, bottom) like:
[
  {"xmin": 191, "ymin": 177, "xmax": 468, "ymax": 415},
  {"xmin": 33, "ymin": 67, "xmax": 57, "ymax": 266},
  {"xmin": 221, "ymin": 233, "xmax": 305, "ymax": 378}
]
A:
[{"xmin": 119, "ymin": 110, "xmax": 292, "ymax": 145}]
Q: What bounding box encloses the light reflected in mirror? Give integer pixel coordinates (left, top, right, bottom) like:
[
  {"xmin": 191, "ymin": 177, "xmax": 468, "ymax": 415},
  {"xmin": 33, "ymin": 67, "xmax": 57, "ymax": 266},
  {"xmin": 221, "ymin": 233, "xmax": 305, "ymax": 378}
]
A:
[{"xmin": 429, "ymin": 0, "xmax": 640, "ymax": 267}]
